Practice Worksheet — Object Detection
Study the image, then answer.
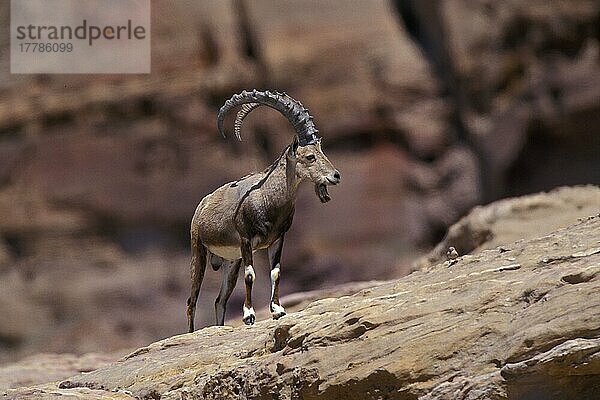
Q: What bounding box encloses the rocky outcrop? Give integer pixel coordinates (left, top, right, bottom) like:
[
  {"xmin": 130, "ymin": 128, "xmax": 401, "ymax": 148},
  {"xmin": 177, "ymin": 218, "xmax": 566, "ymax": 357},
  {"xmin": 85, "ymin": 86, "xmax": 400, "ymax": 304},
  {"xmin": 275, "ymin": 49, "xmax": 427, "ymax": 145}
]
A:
[
  {"xmin": 0, "ymin": 353, "xmax": 119, "ymax": 391},
  {"xmin": 1, "ymin": 0, "xmax": 598, "ymax": 366},
  {"xmin": 5, "ymin": 213, "xmax": 599, "ymax": 399},
  {"xmin": 415, "ymin": 185, "xmax": 600, "ymax": 269}
]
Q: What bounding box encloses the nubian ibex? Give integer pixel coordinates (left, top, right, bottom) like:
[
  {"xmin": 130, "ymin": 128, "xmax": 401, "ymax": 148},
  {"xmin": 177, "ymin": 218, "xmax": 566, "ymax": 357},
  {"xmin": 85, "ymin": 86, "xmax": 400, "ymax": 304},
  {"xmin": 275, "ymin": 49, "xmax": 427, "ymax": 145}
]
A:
[{"xmin": 187, "ymin": 90, "xmax": 341, "ymax": 331}]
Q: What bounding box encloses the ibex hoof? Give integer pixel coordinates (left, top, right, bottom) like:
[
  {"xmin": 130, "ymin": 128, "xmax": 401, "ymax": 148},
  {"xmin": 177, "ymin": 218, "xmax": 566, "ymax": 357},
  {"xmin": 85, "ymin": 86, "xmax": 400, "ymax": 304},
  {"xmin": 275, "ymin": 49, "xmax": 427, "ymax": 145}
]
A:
[
  {"xmin": 271, "ymin": 303, "xmax": 286, "ymax": 320},
  {"xmin": 272, "ymin": 311, "xmax": 286, "ymax": 320},
  {"xmin": 242, "ymin": 305, "xmax": 255, "ymax": 325}
]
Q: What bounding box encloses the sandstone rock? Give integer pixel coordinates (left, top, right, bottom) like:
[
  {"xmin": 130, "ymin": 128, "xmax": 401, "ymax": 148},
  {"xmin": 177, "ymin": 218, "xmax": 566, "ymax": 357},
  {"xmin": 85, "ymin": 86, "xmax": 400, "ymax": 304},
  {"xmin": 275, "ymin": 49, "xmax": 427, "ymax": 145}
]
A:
[
  {"xmin": 0, "ymin": 238, "xmax": 10, "ymax": 266},
  {"xmin": 415, "ymin": 185, "xmax": 600, "ymax": 270},
  {"xmin": 0, "ymin": 353, "xmax": 119, "ymax": 391},
  {"xmin": 1, "ymin": 0, "xmax": 599, "ymax": 370},
  {"xmin": 501, "ymin": 338, "xmax": 600, "ymax": 399},
  {"xmin": 5, "ymin": 215, "xmax": 599, "ymax": 399},
  {"xmin": 400, "ymin": 0, "xmax": 600, "ymax": 198},
  {"xmin": 229, "ymin": 280, "xmax": 386, "ymax": 327},
  {"xmin": 0, "ymin": 249, "xmax": 198, "ymax": 365}
]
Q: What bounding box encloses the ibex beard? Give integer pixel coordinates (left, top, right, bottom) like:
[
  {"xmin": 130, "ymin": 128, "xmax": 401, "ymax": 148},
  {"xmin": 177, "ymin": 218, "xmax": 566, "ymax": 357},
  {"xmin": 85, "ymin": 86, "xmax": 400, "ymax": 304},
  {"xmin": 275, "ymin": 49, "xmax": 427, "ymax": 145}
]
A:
[{"xmin": 187, "ymin": 90, "xmax": 340, "ymax": 331}]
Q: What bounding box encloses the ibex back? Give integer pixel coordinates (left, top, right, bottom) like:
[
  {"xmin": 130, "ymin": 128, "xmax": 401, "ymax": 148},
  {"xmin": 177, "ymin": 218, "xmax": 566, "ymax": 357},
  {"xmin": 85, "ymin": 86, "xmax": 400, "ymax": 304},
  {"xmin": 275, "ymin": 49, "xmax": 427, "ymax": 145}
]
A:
[{"xmin": 187, "ymin": 90, "xmax": 340, "ymax": 331}]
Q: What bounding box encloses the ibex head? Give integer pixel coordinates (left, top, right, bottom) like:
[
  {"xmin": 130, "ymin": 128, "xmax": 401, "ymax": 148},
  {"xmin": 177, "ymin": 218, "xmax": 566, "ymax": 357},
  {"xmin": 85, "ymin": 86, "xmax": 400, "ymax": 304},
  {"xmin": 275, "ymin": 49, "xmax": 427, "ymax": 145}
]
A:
[
  {"xmin": 291, "ymin": 137, "xmax": 339, "ymax": 202},
  {"xmin": 218, "ymin": 90, "xmax": 340, "ymax": 203}
]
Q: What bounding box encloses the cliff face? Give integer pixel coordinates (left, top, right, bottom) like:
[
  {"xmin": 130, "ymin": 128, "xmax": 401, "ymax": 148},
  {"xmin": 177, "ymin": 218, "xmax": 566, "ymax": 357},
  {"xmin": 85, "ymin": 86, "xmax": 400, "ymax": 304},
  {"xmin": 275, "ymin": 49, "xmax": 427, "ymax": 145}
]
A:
[{"xmin": 4, "ymin": 196, "xmax": 599, "ymax": 399}]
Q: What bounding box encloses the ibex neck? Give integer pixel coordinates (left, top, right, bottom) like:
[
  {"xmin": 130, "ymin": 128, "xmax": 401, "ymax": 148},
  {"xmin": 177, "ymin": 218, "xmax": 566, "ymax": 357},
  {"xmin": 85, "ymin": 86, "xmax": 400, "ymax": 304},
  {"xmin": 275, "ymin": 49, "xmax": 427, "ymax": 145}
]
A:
[
  {"xmin": 250, "ymin": 147, "xmax": 299, "ymax": 207},
  {"xmin": 271, "ymin": 151, "xmax": 300, "ymax": 201}
]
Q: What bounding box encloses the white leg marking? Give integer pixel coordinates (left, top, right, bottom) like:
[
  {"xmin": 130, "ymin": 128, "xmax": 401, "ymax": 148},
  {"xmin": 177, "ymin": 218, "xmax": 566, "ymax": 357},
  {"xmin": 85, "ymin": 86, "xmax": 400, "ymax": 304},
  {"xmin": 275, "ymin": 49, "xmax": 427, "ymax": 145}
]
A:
[
  {"xmin": 243, "ymin": 265, "xmax": 256, "ymax": 325},
  {"xmin": 243, "ymin": 305, "xmax": 255, "ymax": 325},
  {"xmin": 270, "ymin": 265, "xmax": 280, "ymax": 298},
  {"xmin": 270, "ymin": 264, "xmax": 286, "ymax": 319},
  {"xmin": 245, "ymin": 265, "xmax": 256, "ymax": 282},
  {"xmin": 243, "ymin": 305, "xmax": 255, "ymax": 318}
]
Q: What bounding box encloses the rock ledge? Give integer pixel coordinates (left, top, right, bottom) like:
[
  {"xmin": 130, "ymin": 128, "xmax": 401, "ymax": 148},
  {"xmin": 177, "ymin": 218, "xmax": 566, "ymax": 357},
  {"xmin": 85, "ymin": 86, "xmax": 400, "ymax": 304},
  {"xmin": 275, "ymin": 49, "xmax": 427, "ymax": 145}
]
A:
[{"xmin": 4, "ymin": 212, "xmax": 599, "ymax": 399}]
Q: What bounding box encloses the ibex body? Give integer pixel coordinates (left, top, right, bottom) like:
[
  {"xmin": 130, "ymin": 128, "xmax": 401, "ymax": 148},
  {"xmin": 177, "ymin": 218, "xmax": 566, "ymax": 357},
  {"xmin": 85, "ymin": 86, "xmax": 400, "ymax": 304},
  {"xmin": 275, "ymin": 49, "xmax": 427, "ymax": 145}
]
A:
[{"xmin": 187, "ymin": 90, "xmax": 340, "ymax": 331}]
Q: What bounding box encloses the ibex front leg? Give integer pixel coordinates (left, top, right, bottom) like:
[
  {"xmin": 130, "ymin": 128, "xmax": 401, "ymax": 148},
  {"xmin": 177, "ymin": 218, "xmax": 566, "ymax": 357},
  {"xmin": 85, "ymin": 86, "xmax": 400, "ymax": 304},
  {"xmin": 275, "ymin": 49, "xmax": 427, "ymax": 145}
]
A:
[
  {"xmin": 268, "ymin": 237, "xmax": 286, "ymax": 319},
  {"xmin": 240, "ymin": 238, "xmax": 256, "ymax": 325}
]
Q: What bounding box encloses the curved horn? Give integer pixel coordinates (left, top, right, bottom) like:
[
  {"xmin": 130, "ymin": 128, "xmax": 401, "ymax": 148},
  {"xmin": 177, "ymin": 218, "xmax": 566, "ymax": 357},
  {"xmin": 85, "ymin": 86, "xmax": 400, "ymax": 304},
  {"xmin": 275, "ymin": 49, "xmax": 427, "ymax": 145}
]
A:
[
  {"xmin": 234, "ymin": 103, "xmax": 260, "ymax": 141},
  {"xmin": 217, "ymin": 89, "xmax": 320, "ymax": 146}
]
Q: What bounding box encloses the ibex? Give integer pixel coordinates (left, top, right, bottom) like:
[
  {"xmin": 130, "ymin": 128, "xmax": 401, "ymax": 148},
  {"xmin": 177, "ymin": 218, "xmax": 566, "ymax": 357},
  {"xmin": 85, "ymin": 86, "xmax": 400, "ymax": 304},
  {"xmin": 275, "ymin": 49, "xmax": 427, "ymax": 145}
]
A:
[{"xmin": 187, "ymin": 90, "xmax": 341, "ymax": 331}]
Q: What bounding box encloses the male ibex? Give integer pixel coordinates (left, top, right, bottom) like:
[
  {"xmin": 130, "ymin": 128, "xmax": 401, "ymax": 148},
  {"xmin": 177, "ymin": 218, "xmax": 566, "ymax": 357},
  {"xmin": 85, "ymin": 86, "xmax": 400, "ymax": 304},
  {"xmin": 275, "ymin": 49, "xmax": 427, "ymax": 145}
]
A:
[{"xmin": 187, "ymin": 90, "xmax": 341, "ymax": 331}]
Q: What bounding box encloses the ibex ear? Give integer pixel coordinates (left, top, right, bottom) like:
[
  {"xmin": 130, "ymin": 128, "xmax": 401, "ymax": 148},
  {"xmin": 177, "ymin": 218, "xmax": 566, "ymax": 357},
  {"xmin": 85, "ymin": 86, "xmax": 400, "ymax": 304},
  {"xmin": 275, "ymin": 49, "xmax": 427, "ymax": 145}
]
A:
[{"xmin": 289, "ymin": 136, "xmax": 299, "ymax": 157}]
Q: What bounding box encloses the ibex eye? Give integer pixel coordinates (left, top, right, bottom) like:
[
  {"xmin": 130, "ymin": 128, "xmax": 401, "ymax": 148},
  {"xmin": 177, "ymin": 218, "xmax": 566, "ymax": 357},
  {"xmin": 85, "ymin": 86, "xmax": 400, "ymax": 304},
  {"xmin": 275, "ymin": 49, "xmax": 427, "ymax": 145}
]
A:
[{"xmin": 306, "ymin": 154, "xmax": 316, "ymax": 161}]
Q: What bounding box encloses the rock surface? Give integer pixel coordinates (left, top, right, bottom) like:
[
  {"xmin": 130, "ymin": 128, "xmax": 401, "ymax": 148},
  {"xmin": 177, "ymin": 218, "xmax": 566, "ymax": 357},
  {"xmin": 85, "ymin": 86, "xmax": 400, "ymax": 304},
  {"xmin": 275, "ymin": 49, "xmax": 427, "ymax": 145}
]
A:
[
  {"xmin": 1, "ymin": 0, "xmax": 599, "ymax": 367},
  {"xmin": 415, "ymin": 185, "xmax": 600, "ymax": 269},
  {"xmin": 0, "ymin": 353, "xmax": 120, "ymax": 391},
  {"xmin": 4, "ymin": 213, "xmax": 599, "ymax": 399}
]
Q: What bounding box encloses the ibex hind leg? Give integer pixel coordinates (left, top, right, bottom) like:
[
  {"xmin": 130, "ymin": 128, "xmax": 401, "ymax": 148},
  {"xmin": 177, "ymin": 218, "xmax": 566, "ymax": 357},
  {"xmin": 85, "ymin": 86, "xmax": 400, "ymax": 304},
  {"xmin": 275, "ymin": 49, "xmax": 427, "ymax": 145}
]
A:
[
  {"xmin": 268, "ymin": 237, "xmax": 286, "ymax": 320},
  {"xmin": 187, "ymin": 238, "xmax": 207, "ymax": 333},
  {"xmin": 214, "ymin": 259, "xmax": 242, "ymax": 326},
  {"xmin": 240, "ymin": 238, "xmax": 256, "ymax": 325}
]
